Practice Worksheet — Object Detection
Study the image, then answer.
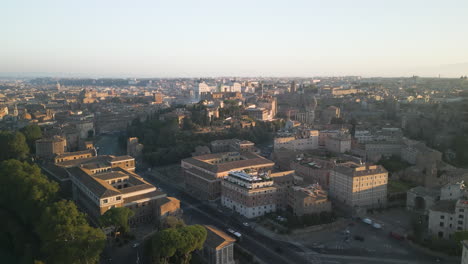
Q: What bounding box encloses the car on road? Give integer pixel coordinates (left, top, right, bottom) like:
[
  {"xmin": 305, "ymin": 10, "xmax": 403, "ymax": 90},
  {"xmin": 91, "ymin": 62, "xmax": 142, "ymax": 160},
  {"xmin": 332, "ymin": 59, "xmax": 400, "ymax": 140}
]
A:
[
  {"xmin": 132, "ymin": 243, "xmax": 140, "ymax": 248},
  {"xmin": 227, "ymin": 228, "xmax": 242, "ymax": 240},
  {"xmin": 243, "ymin": 222, "xmax": 250, "ymax": 227},
  {"xmin": 389, "ymin": 231, "xmax": 405, "ymax": 241},
  {"xmin": 362, "ymin": 218, "xmax": 373, "ymax": 225},
  {"xmin": 276, "ymin": 216, "xmax": 287, "ymax": 222},
  {"xmin": 372, "ymin": 223, "xmax": 382, "ymax": 229}
]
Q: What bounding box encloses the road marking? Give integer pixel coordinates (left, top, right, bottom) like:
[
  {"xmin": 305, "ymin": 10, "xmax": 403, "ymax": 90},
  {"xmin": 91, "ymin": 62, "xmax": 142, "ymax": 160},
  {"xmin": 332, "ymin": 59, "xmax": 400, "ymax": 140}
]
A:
[
  {"xmin": 143, "ymin": 173, "xmax": 298, "ymax": 264},
  {"xmin": 314, "ymin": 253, "xmax": 422, "ymax": 264}
]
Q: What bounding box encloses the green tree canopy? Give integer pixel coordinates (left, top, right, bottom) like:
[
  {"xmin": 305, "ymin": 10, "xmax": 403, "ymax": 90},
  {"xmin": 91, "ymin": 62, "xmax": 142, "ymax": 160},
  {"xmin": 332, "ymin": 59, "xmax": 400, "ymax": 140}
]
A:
[
  {"xmin": 37, "ymin": 200, "xmax": 106, "ymax": 264},
  {"xmin": 160, "ymin": 216, "xmax": 185, "ymax": 230},
  {"xmin": 148, "ymin": 225, "xmax": 207, "ymax": 264},
  {"xmin": 20, "ymin": 124, "xmax": 42, "ymax": 152},
  {"xmin": 0, "ymin": 131, "xmax": 29, "ymax": 161},
  {"xmin": 0, "ymin": 160, "xmax": 105, "ymax": 264},
  {"xmin": 100, "ymin": 207, "xmax": 135, "ymax": 235},
  {"xmin": 0, "ymin": 159, "xmax": 58, "ymax": 222}
]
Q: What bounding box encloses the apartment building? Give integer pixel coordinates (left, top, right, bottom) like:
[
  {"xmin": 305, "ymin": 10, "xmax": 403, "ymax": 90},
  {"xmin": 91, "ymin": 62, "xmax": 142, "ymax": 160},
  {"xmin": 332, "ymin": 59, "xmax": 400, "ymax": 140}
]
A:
[
  {"xmin": 36, "ymin": 136, "xmax": 67, "ymax": 159},
  {"xmin": 221, "ymin": 171, "xmax": 277, "ymax": 218},
  {"xmin": 182, "ymin": 152, "xmax": 274, "ymax": 200},
  {"xmin": 274, "ymin": 130, "xmax": 319, "ymax": 151},
  {"xmin": 290, "ymin": 157, "xmax": 333, "ymax": 189},
  {"xmin": 55, "ymin": 152, "xmax": 136, "ymax": 172},
  {"xmin": 401, "ymin": 141, "xmax": 442, "ymax": 165},
  {"xmin": 270, "ymin": 170, "xmax": 297, "ymax": 210},
  {"xmin": 211, "ymin": 139, "xmax": 255, "ymax": 153},
  {"xmin": 288, "ymin": 184, "xmax": 332, "ymax": 216},
  {"xmin": 318, "ymin": 130, "xmax": 339, "ymax": 147},
  {"xmin": 246, "ymin": 108, "xmax": 269, "ymax": 121},
  {"xmin": 462, "ymin": 241, "xmax": 468, "ymax": 264},
  {"xmin": 54, "ymin": 149, "xmax": 97, "ymax": 163},
  {"xmin": 363, "ymin": 141, "xmax": 402, "ymax": 162},
  {"xmin": 42, "ymin": 151, "xmax": 137, "ymax": 196},
  {"xmin": 329, "ymin": 162, "xmax": 388, "ymax": 209},
  {"xmin": 428, "ymin": 199, "xmax": 468, "ymax": 239},
  {"xmin": 325, "ymin": 131, "xmax": 351, "ymax": 153}
]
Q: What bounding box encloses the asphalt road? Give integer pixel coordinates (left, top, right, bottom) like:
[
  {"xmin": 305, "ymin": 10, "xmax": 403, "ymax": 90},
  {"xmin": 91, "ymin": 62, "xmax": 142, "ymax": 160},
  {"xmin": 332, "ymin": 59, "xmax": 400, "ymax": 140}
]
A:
[
  {"xmin": 140, "ymin": 172, "xmax": 451, "ymax": 264},
  {"xmin": 141, "ymin": 171, "xmax": 306, "ymax": 264}
]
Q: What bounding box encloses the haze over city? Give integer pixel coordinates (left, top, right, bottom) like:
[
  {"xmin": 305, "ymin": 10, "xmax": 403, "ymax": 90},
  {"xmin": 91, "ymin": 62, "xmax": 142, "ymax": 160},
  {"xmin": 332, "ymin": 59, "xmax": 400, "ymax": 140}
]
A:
[
  {"xmin": 2, "ymin": 1, "xmax": 468, "ymax": 264},
  {"xmin": 2, "ymin": 0, "xmax": 468, "ymax": 77}
]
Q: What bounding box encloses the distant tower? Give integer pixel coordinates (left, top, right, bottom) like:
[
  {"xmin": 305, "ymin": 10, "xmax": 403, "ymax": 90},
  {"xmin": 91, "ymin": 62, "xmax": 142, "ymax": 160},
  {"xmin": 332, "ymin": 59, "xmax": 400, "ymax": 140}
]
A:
[
  {"xmin": 290, "ymin": 81, "xmax": 296, "ymax": 93},
  {"xmin": 257, "ymin": 82, "xmax": 264, "ymax": 97},
  {"xmin": 13, "ymin": 104, "xmax": 18, "ymax": 117},
  {"xmin": 294, "ymin": 94, "xmax": 316, "ymax": 126},
  {"xmin": 56, "ymin": 82, "xmax": 61, "ymax": 91}
]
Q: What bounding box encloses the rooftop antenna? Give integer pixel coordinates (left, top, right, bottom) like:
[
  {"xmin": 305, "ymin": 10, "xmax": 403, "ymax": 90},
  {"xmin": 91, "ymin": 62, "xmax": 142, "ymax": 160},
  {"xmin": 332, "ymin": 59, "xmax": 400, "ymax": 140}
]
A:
[{"xmin": 456, "ymin": 180, "xmax": 466, "ymax": 190}]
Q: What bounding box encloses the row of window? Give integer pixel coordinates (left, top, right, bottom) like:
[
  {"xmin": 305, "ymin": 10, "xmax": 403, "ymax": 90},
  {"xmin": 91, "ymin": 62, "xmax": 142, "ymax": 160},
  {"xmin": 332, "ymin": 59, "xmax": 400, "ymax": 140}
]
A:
[
  {"xmin": 439, "ymin": 220, "xmax": 464, "ymax": 227},
  {"xmin": 440, "ymin": 214, "xmax": 465, "ymax": 219},
  {"xmin": 102, "ymin": 196, "xmax": 122, "ymax": 204}
]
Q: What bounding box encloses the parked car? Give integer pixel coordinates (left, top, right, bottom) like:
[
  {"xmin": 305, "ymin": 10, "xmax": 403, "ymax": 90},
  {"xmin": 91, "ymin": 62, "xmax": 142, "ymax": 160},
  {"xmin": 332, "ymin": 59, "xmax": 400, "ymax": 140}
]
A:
[
  {"xmin": 362, "ymin": 218, "xmax": 373, "ymax": 225},
  {"xmin": 372, "ymin": 223, "xmax": 382, "ymax": 229},
  {"xmin": 243, "ymin": 222, "xmax": 250, "ymax": 227},
  {"xmin": 389, "ymin": 231, "xmax": 405, "ymax": 241}
]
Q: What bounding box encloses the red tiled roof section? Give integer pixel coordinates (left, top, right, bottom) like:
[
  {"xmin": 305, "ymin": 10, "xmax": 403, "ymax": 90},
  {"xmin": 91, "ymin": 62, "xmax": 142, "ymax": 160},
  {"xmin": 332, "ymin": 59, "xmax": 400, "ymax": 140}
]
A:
[{"xmin": 204, "ymin": 225, "xmax": 236, "ymax": 250}]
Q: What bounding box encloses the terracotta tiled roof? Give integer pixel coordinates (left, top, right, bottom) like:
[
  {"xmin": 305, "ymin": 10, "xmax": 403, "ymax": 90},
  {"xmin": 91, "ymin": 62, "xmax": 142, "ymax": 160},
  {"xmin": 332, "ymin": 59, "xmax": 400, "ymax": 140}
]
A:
[
  {"xmin": 204, "ymin": 225, "xmax": 235, "ymax": 250},
  {"xmin": 67, "ymin": 167, "xmax": 121, "ymax": 198}
]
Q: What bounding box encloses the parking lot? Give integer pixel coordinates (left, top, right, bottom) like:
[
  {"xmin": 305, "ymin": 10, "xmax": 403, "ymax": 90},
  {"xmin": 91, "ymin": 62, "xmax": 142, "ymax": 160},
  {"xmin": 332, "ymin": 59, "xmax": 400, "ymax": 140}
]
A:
[
  {"xmin": 307, "ymin": 220, "xmax": 411, "ymax": 255},
  {"xmin": 289, "ymin": 208, "xmax": 438, "ymax": 261}
]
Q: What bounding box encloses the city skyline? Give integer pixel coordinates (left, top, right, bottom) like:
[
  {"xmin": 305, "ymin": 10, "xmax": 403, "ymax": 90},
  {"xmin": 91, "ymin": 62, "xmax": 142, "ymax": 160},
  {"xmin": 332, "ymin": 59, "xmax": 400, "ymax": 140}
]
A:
[{"xmin": 2, "ymin": 0, "xmax": 468, "ymax": 77}]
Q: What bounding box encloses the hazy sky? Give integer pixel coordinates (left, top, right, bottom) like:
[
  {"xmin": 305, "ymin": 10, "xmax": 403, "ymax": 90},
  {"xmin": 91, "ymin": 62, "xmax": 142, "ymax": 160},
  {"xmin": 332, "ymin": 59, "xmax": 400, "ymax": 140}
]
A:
[{"xmin": 2, "ymin": 0, "xmax": 468, "ymax": 77}]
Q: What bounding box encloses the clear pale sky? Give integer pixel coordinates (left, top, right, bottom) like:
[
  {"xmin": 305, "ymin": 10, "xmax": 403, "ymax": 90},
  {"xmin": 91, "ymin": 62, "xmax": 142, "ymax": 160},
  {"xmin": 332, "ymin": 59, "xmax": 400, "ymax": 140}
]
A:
[{"xmin": 2, "ymin": 0, "xmax": 468, "ymax": 77}]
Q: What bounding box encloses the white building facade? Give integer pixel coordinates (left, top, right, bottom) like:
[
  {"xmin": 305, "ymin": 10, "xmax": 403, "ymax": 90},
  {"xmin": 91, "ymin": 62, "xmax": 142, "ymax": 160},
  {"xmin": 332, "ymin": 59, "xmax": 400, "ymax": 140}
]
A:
[{"xmin": 221, "ymin": 171, "xmax": 277, "ymax": 218}]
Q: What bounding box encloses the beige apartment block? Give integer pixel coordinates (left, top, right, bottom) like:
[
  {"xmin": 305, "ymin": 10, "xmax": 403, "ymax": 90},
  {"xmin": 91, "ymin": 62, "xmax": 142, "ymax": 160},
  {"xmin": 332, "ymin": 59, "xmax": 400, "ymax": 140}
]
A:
[
  {"xmin": 182, "ymin": 152, "xmax": 274, "ymax": 200},
  {"xmin": 329, "ymin": 162, "xmax": 388, "ymax": 209}
]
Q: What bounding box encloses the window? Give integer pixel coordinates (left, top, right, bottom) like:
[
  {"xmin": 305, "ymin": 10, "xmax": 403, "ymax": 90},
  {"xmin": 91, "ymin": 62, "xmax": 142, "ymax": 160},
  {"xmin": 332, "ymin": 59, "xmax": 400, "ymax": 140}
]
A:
[
  {"xmin": 460, "ymin": 215, "xmax": 464, "ymax": 219},
  {"xmin": 440, "ymin": 215, "xmax": 445, "ymax": 219},
  {"xmin": 116, "ymin": 196, "xmax": 121, "ymax": 201},
  {"xmin": 458, "ymin": 220, "xmax": 463, "ymax": 225},
  {"xmin": 460, "ymin": 209, "xmax": 465, "ymax": 213},
  {"xmin": 103, "ymin": 199, "xmax": 108, "ymax": 204},
  {"xmin": 439, "ymin": 222, "xmax": 444, "ymax": 227}
]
